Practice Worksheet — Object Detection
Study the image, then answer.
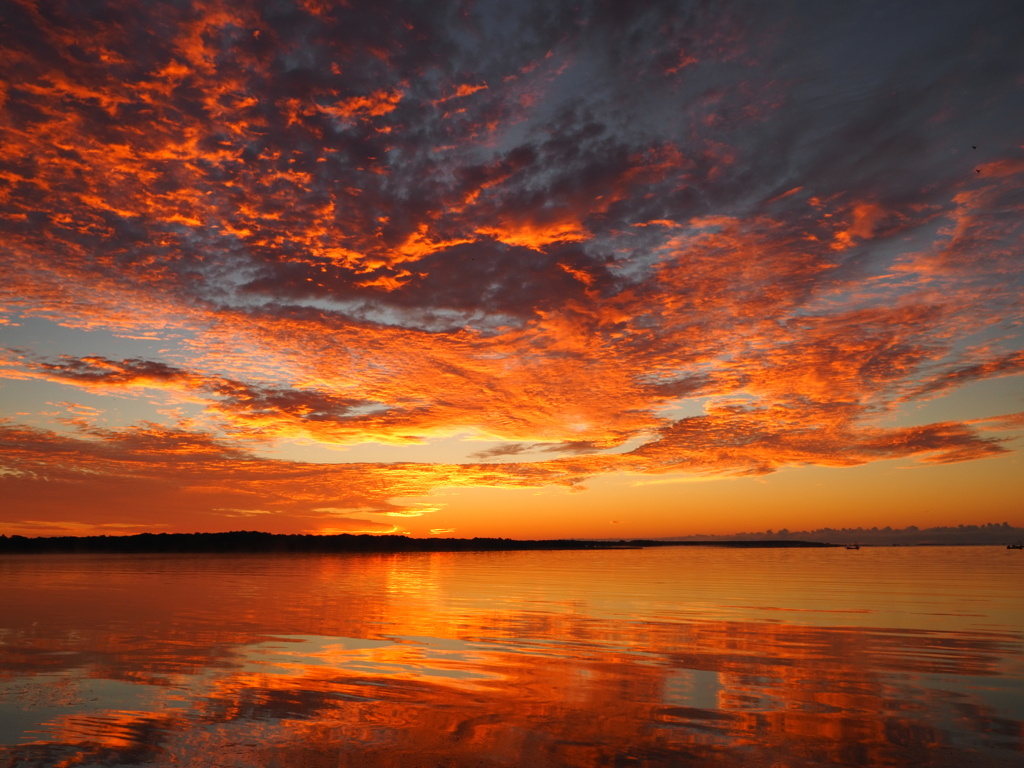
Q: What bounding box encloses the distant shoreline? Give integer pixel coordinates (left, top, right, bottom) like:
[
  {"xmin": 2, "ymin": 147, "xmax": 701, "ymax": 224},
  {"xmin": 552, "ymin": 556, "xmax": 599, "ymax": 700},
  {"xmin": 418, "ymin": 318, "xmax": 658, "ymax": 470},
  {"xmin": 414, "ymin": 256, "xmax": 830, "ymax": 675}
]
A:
[{"xmin": 0, "ymin": 531, "xmax": 838, "ymax": 555}]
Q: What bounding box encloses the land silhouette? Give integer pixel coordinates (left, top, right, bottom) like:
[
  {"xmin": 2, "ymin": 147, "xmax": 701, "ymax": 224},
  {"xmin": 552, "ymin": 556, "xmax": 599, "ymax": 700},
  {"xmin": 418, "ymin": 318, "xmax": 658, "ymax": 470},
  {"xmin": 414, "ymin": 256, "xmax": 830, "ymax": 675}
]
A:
[
  {"xmin": 0, "ymin": 531, "xmax": 834, "ymax": 555},
  {"xmin": 661, "ymin": 522, "xmax": 1023, "ymax": 547},
  {"xmin": 2, "ymin": 523, "xmax": 1020, "ymax": 554}
]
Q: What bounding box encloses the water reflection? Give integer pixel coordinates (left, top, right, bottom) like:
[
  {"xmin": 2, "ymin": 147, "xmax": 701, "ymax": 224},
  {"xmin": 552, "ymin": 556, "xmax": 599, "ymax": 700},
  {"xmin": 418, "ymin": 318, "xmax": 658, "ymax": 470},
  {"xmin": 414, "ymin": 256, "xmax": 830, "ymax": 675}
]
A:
[{"xmin": 1, "ymin": 547, "xmax": 1022, "ymax": 766}]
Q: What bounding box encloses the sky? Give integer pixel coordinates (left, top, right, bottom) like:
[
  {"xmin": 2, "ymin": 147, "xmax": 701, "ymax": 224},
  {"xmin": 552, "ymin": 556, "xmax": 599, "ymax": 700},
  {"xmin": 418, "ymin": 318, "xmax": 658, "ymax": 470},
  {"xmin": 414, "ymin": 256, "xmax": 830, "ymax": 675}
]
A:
[{"xmin": 1, "ymin": 0, "xmax": 1022, "ymax": 539}]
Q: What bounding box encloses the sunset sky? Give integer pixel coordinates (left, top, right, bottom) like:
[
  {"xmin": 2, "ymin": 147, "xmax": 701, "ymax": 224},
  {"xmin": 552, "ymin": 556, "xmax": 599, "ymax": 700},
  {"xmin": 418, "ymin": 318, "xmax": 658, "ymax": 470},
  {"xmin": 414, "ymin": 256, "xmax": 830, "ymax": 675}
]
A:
[{"xmin": 1, "ymin": 0, "xmax": 1022, "ymax": 539}]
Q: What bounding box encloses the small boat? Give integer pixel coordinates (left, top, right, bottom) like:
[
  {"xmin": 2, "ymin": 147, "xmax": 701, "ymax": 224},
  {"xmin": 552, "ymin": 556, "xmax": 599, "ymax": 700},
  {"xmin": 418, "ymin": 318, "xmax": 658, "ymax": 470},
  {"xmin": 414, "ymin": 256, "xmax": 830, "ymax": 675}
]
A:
[
  {"xmin": 1008, "ymin": 542, "xmax": 1023, "ymax": 550},
  {"xmin": 846, "ymin": 543, "xmax": 860, "ymax": 550}
]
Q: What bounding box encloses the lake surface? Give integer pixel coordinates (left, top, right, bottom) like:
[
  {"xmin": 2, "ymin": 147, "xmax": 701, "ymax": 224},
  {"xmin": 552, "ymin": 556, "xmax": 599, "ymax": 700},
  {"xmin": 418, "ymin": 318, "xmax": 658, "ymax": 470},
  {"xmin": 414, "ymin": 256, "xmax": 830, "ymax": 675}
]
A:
[{"xmin": 1, "ymin": 546, "xmax": 1022, "ymax": 767}]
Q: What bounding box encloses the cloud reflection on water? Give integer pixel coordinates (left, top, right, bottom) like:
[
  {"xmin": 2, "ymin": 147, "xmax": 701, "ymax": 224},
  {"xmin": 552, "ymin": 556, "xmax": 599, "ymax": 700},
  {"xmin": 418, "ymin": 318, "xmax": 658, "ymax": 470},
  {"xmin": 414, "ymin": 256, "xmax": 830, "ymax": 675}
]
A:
[{"xmin": 1, "ymin": 547, "xmax": 1022, "ymax": 767}]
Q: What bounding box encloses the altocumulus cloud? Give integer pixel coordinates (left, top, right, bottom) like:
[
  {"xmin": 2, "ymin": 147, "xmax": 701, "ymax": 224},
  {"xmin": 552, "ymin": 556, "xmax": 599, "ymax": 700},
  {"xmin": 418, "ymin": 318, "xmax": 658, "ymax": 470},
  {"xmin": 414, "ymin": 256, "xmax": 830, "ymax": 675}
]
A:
[{"xmin": 0, "ymin": 0, "xmax": 1022, "ymax": 533}]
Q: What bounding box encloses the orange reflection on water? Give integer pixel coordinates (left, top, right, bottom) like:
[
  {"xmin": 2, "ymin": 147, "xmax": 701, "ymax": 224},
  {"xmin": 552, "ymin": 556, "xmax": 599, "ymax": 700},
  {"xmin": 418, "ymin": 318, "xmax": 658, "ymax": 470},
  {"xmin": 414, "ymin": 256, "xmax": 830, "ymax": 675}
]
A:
[{"xmin": 1, "ymin": 547, "xmax": 1022, "ymax": 767}]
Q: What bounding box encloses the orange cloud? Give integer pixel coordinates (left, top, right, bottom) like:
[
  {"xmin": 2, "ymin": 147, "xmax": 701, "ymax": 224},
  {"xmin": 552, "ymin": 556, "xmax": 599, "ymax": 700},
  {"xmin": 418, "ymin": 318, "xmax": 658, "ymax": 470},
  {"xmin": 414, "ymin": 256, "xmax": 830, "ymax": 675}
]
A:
[
  {"xmin": 320, "ymin": 88, "xmax": 405, "ymax": 121},
  {"xmin": 1, "ymin": 0, "xmax": 1021, "ymax": 535},
  {"xmin": 831, "ymin": 202, "xmax": 887, "ymax": 250},
  {"xmin": 433, "ymin": 82, "xmax": 488, "ymax": 105}
]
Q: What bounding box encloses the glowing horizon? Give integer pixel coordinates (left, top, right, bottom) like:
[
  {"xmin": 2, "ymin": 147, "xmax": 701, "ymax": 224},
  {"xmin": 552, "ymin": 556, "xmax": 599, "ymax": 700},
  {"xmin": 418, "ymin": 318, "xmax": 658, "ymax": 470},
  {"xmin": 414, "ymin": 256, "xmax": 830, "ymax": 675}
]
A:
[{"xmin": 1, "ymin": 0, "xmax": 1022, "ymax": 538}]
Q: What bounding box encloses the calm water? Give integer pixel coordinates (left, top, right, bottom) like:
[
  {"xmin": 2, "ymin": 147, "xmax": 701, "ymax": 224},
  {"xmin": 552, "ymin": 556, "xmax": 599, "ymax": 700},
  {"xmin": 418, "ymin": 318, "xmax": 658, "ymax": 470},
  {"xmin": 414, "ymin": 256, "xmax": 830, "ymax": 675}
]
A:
[{"xmin": 1, "ymin": 546, "xmax": 1021, "ymax": 767}]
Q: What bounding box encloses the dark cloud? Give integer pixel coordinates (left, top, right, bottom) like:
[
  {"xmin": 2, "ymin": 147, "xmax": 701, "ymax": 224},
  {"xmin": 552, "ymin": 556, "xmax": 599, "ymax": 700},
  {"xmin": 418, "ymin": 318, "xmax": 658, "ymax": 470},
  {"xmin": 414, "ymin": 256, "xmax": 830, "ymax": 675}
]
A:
[
  {"xmin": 12, "ymin": 354, "xmax": 381, "ymax": 440},
  {"xmin": 470, "ymin": 442, "xmax": 535, "ymax": 459}
]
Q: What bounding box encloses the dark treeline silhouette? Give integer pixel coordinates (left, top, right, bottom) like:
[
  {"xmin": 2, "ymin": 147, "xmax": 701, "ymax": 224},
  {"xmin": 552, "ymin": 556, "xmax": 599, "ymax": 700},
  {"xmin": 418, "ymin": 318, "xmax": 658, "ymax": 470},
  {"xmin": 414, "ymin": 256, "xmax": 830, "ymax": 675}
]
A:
[{"xmin": 0, "ymin": 531, "xmax": 835, "ymax": 555}]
